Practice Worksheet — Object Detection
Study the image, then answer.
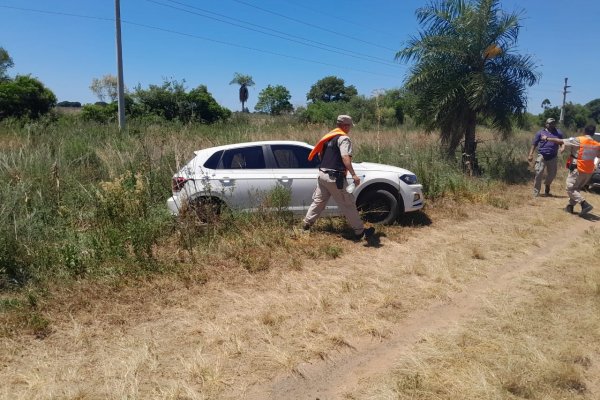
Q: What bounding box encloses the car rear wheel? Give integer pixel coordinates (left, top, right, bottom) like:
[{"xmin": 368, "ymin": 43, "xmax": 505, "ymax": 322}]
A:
[
  {"xmin": 357, "ymin": 189, "xmax": 399, "ymax": 225},
  {"xmin": 186, "ymin": 197, "xmax": 225, "ymax": 223}
]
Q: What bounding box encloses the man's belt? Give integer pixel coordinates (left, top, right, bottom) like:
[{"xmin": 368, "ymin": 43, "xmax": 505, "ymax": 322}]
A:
[{"xmin": 319, "ymin": 168, "xmax": 345, "ymax": 176}]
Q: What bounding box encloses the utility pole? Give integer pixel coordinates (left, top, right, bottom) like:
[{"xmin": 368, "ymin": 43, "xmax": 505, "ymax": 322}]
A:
[
  {"xmin": 559, "ymin": 77, "xmax": 570, "ymax": 125},
  {"xmin": 115, "ymin": 0, "xmax": 126, "ymax": 131}
]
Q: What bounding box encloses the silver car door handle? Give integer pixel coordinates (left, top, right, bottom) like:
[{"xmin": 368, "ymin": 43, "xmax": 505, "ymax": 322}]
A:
[
  {"xmin": 220, "ymin": 177, "xmax": 231, "ymax": 184},
  {"xmin": 278, "ymin": 177, "xmax": 290, "ymax": 183}
]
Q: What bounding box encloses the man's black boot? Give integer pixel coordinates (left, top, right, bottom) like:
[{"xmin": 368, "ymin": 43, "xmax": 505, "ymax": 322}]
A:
[
  {"xmin": 355, "ymin": 227, "xmax": 375, "ymax": 241},
  {"xmin": 544, "ymin": 185, "xmax": 551, "ymax": 196},
  {"xmin": 581, "ymin": 201, "xmax": 594, "ymax": 215},
  {"xmin": 564, "ymin": 204, "xmax": 574, "ymax": 214}
]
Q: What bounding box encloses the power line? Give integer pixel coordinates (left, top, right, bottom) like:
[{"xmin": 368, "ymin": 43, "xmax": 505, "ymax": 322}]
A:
[
  {"xmin": 123, "ymin": 20, "xmax": 401, "ymax": 79},
  {"xmin": 281, "ymin": 0, "xmax": 398, "ymax": 38},
  {"xmin": 0, "ymin": 4, "xmax": 112, "ymax": 22},
  {"xmin": 0, "ymin": 4, "xmax": 402, "ymax": 78},
  {"xmin": 230, "ymin": 0, "xmax": 398, "ymax": 52},
  {"xmin": 147, "ymin": 0, "xmax": 400, "ymax": 67}
]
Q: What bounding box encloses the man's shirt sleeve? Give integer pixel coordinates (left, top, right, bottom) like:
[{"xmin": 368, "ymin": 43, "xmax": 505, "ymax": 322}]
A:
[{"xmin": 338, "ymin": 136, "xmax": 352, "ymax": 157}]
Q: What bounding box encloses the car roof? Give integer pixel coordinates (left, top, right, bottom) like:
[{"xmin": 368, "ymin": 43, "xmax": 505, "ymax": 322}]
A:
[{"xmin": 194, "ymin": 140, "xmax": 313, "ymax": 156}]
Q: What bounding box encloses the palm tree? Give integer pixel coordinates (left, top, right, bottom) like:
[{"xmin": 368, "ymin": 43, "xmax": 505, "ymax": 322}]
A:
[
  {"xmin": 229, "ymin": 72, "xmax": 255, "ymax": 112},
  {"xmin": 541, "ymin": 99, "xmax": 551, "ymax": 110},
  {"xmin": 396, "ymin": 0, "xmax": 539, "ymax": 164}
]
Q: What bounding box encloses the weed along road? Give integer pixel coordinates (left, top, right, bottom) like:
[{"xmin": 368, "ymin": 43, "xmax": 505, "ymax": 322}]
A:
[{"xmin": 2, "ymin": 184, "xmax": 600, "ymax": 399}]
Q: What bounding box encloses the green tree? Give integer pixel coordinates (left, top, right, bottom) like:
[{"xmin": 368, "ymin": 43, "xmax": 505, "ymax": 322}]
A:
[
  {"xmin": 130, "ymin": 78, "xmax": 230, "ymax": 123},
  {"xmin": 254, "ymin": 84, "xmax": 293, "ymax": 115},
  {"xmin": 81, "ymin": 102, "xmax": 118, "ymax": 123},
  {"xmin": 132, "ymin": 78, "xmax": 188, "ymax": 120},
  {"xmin": 395, "ymin": 0, "xmax": 539, "ymax": 160},
  {"xmin": 187, "ymin": 85, "xmax": 232, "ymax": 123},
  {"xmin": 0, "ymin": 46, "xmax": 14, "ymax": 81},
  {"xmin": 539, "ymin": 103, "xmax": 588, "ymax": 130},
  {"xmin": 565, "ymin": 103, "xmax": 590, "ymax": 129},
  {"xmin": 0, "ymin": 75, "xmax": 57, "ymax": 119},
  {"xmin": 307, "ymin": 76, "xmax": 358, "ymax": 103},
  {"xmin": 541, "ymin": 98, "xmax": 551, "ymax": 110},
  {"xmin": 229, "ymin": 72, "xmax": 255, "ymax": 112},
  {"xmin": 89, "ymin": 74, "xmax": 119, "ymax": 102},
  {"xmin": 585, "ymin": 98, "xmax": 600, "ymax": 123}
]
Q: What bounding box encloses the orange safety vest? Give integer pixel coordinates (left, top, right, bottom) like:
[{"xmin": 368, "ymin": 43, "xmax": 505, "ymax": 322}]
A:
[
  {"xmin": 307, "ymin": 128, "xmax": 347, "ymax": 161},
  {"xmin": 576, "ymin": 136, "xmax": 600, "ymax": 173}
]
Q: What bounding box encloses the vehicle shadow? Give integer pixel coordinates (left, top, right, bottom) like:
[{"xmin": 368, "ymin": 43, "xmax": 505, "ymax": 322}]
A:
[{"xmin": 397, "ymin": 211, "xmax": 433, "ymax": 227}]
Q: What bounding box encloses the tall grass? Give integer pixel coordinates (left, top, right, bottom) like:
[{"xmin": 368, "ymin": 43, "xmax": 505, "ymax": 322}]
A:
[{"xmin": 0, "ymin": 115, "xmax": 532, "ymax": 292}]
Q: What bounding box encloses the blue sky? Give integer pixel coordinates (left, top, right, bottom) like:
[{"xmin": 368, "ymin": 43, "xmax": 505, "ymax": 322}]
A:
[{"xmin": 1, "ymin": 0, "xmax": 598, "ymax": 114}]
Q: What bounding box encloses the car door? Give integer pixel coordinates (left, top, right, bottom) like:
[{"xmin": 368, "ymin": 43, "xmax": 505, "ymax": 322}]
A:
[
  {"xmin": 268, "ymin": 144, "xmax": 322, "ymax": 213},
  {"xmin": 211, "ymin": 145, "xmax": 276, "ymax": 210}
]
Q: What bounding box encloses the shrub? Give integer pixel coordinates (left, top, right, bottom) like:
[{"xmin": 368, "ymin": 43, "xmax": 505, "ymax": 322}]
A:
[
  {"xmin": 298, "ymin": 101, "xmax": 348, "ymax": 124},
  {"xmin": 94, "ymin": 170, "xmax": 173, "ymax": 261},
  {"xmin": 131, "ymin": 79, "xmax": 230, "ymax": 123},
  {"xmin": 0, "ymin": 75, "xmax": 57, "ymax": 120},
  {"xmin": 81, "ymin": 102, "xmax": 118, "ymax": 123},
  {"xmin": 57, "ymin": 101, "xmax": 81, "ymax": 108}
]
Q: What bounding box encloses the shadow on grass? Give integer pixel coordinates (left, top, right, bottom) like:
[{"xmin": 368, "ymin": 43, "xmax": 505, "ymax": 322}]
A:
[
  {"xmin": 579, "ymin": 213, "xmax": 600, "ymax": 222},
  {"xmin": 397, "ymin": 211, "xmax": 432, "ymax": 227}
]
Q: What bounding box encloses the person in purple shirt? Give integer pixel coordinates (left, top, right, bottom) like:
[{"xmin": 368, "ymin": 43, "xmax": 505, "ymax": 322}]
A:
[{"xmin": 528, "ymin": 118, "xmax": 565, "ymax": 196}]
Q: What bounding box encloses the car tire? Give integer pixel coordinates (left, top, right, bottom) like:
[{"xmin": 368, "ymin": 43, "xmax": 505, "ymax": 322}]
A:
[
  {"xmin": 186, "ymin": 197, "xmax": 224, "ymax": 223},
  {"xmin": 358, "ymin": 189, "xmax": 399, "ymax": 225}
]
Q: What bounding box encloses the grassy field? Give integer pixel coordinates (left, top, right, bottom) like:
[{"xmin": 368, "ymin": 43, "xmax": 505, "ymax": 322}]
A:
[
  {"xmin": 3, "ymin": 115, "xmax": 600, "ymax": 399},
  {"xmin": 1, "ymin": 113, "xmax": 535, "ymax": 337}
]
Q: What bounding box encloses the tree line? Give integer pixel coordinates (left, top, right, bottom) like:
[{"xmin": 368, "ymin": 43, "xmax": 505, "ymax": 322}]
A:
[{"xmin": 2, "ymin": 0, "xmax": 600, "ymax": 159}]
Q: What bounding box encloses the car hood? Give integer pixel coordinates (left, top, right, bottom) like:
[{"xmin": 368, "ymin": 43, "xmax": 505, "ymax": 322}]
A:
[{"xmin": 354, "ymin": 161, "xmax": 414, "ymax": 175}]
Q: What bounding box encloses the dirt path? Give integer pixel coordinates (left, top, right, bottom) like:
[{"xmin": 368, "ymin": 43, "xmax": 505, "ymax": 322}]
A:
[
  {"xmin": 1, "ymin": 187, "xmax": 599, "ymax": 400},
  {"xmin": 253, "ymin": 213, "xmax": 597, "ymax": 399}
]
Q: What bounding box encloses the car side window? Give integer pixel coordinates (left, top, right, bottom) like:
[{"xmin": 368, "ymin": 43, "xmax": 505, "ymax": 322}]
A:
[
  {"xmin": 271, "ymin": 145, "xmax": 320, "ymax": 168},
  {"xmin": 219, "ymin": 146, "xmax": 266, "ymax": 169},
  {"xmin": 203, "ymin": 150, "xmax": 223, "ymax": 169}
]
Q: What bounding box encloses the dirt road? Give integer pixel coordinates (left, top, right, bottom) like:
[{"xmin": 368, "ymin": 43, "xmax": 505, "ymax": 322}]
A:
[
  {"xmin": 252, "ymin": 202, "xmax": 598, "ymax": 399},
  {"xmin": 2, "ymin": 185, "xmax": 599, "ymax": 399}
]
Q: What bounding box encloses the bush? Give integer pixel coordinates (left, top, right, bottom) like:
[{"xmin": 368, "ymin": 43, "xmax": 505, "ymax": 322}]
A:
[
  {"xmin": 57, "ymin": 101, "xmax": 81, "ymax": 108},
  {"xmin": 187, "ymin": 85, "xmax": 231, "ymax": 123},
  {"xmin": 131, "ymin": 79, "xmax": 230, "ymax": 123},
  {"xmin": 298, "ymin": 95, "xmax": 404, "ymax": 127},
  {"xmin": 298, "ymin": 101, "xmax": 349, "ymax": 124},
  {"xmin": 81, "ymin": 102, "xmax": 118, "ymax": 123},
  {"xmin": 0, "ymin": 75, "xmax": 57, "ymax": 120},
  {"xmin": 94, "ymin": 170, "xmax": 173, "ymax": 260},
  {"xmin": 478, "ymin": 141, "xmax": 531, "ymax": 184}
]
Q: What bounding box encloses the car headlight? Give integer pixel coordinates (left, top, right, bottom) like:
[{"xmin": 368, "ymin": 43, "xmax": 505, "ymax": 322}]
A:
[{"xmin": 400, "ymin": 174, "xmax": 418, "ymax": 185}]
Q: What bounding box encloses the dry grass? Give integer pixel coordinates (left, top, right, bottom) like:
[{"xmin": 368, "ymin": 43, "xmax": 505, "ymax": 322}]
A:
[
  {"xmin": 1, "ymin": 118, "xmax": 598, "ymax": 399},
  {"xmin": 3, "ymin": 185, "xmax": 598, "ymax": 399},
  {"xmin": 351, "ymin": 228, "xmax": 600, "ymax": 400}
]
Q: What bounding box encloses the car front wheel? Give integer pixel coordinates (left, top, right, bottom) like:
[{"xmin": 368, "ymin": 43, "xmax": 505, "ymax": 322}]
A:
[{"xmin": 357, "ymin": 188, "xmax": 399, "ymax": 225}]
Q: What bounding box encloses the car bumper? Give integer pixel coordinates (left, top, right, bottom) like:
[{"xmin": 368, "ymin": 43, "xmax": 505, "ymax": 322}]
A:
[
  {"xmin": 403, "ymin": 185, "xmax": 425, "ymax": 212},
  {"xmin": 167, "ymin": 195, "xmax": 182, "ymax": 215}
]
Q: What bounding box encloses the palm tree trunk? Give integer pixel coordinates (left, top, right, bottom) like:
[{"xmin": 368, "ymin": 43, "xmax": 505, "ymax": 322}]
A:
[{"xmin": 463, "ymin": 112, "xmax": 479, "ymax": 175}]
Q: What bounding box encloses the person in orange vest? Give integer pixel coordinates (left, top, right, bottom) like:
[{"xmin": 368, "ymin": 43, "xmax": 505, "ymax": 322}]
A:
[
  {"xmin": 302, "ymin": 115, "xmax": 375, "ymax": 240},
  {"xmin": 542, "ymin": 124, "xmax": 600, "ymax": 215}
]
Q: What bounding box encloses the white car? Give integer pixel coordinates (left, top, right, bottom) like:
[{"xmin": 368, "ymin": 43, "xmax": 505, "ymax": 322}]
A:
[{"xmin": 167, "ymin": 141, "xmax": 424, "ymax": 225}]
